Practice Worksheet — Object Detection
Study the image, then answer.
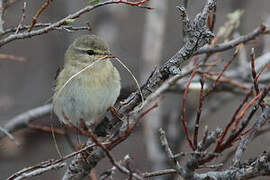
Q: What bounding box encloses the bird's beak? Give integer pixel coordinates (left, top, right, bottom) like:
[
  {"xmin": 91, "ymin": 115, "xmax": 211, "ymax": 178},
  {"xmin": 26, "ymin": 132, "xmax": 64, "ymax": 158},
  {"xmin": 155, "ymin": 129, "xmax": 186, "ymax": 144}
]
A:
[{"xmin": 103, "ymin": 52, "xmax": 116, "ymax": 59}]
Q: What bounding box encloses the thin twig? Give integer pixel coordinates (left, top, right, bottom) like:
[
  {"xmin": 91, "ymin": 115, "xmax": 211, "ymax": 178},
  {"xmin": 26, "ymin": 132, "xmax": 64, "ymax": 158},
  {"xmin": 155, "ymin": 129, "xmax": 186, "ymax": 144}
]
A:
[
  {"xmin": 0, "ymin": 104, "xmax": 52, "ymax": 140},
  {"xmin": 15, "ymin": 2, "xmax": 26, "ymax": 34},
  {"xmin": 0, "ymin": 126, "xmax": 19, "ymax": 146},
  {"xmin": 159, "ymin": 128, "xmax": 183, "ymax": 176},
  {"xmin": 196, "ymin": 25, "xmax": 267, "ymax": 55},
  {"xmin": 85, "ymin": 131, "xmax": 143, "ymax": 180},
  {"xmin": 27, "ymin": 124, "xmax": 65, "ymax": 135},
  {"xmin": 204, "ymin": 44, "xmax": 241, "ymax": 97},
  {"xmin": 3, "ymin": 23, "xmax": 91, "ymax": 35},
  {"xmin": 193, "ymin": 78, "xmax": 205, "ymax": 149},
  {"xmin": 250, "ymin": 48, "xmax": 260, "ymax": 95},
  {"xmin": 218, "ymin": 90, "xmax": 267, "ymax": 153},
  {"xmin": 142, "ymin": 169, "xmax": 177, "ymax": 178},
  {"xmin": 8, "ymin": 143, "xmax": 99, "ymax": 180},
  {"xmin": 0, "ymin": 53, "xmax": 25, "ymax": 62},
  {"xmin": 216, "ymin": 90, "xmax": 253, "ymax": 148},
  {"xmin": 8, "ymin": 161, "xmax": 66, "ymax": 180},
  {"xmin": 0, "ymin": 0, "xmax": 151, "ymax": 47},
  {"xmin": 181, "ymin": 63, "xmax": 200, "ymax": 150},
  {"xmin": 27, "ymin": 0, "xmax": 51, "ymax": 32},
  {"xmin": 233, "ymin": 91, "xmax": 263, "ymax": 130}
]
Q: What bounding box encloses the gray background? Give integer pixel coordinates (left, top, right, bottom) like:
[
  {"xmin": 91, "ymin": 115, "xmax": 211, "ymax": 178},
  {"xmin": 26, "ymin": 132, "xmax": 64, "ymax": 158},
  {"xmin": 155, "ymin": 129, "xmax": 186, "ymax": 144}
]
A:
[{"xmin": 1, "ymin": 0, "xmax": 270, "ymax": 179}]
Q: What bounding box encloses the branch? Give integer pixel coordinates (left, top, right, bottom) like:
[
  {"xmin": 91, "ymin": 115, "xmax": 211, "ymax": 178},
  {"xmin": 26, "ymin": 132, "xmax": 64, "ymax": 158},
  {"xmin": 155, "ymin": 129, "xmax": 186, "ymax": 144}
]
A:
[
  {"xmin": 181, "ymin": 63, "xmax": 200, "ymax": 150},
  {"xmin": 27, "ymin": 0, "xmax": 51, "ymax": 32},
  {"xmin": 0, "ymin": 0, "xmax": 150, "ymax": 47},
  {"xmin": 0, "ymin": 104, "xmax": 52, "ymax": 139},
  {"xmin": 159, "ymin": 128, "xmax": 183, "ymax": 176},
  {"xmin": 196, "ymin": 24, "xmax": 267, "ymax": 55},
  {"xmin": 8, "ymin": 143, "xmax": 98, "ymax": 180},
  {"xmin": 2, "ymin": 1, "xmax": 218, "ymax": 179},
  {"xmin": 3, "ymin": 23, "xmax": 91, "ymax": 35},
  {"xmin": 141, "ymin": 0, "xmax": 168, "ymax": 176},
  {"xmin": 151, "ymin": 151, "xmax": 270, "ymax": 179},
  {"xmin": 233, "ymin": 103, "xmax": 270, "ymax": 166},
  {"xmin": 64, "ymin": 131, "xmax": 144, "ymax": 180},
  {"xmin": 198, "ymin": 151, "xmax": 270, "ymax": 179},
  {"xmin": 8, "ymin": 161, "xmax": 66, "ymax": 180},
  {"xmin": 4, "ymin": 0, "xmax": 268, "ymax": 143},
  {"xmin": 119, "ymin": 0, "xmax": 216, "ymax": 115},
  {"xmin": 142, "ymin": 169, "xmax": 177, "ymax": 178},
  {"xmin": 0, "ymin": 53, "xmax": 25, "ymax": 61},
  {"xmin": 193, "ymin": 78, "xmax": 205, "ymax": 149}
]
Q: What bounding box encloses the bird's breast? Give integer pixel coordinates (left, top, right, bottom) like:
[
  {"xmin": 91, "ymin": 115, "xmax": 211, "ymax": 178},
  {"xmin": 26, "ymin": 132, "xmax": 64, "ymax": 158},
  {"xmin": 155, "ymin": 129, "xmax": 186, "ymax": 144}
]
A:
[{"xmin": 53, "ymin": 61, "xmax": 121, "ymax": 126}]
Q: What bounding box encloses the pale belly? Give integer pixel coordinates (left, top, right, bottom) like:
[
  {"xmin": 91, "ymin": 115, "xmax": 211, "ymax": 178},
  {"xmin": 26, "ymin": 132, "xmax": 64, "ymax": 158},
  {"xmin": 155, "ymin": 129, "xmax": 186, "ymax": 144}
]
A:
[{"xmin": 53, "ymin": 68, "xmax": 121, "ymax": 128}]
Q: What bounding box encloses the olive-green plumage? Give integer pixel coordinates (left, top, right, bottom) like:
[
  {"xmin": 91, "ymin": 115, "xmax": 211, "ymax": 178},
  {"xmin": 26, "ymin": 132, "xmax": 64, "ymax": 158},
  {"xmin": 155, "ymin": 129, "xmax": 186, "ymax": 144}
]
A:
[{"xmin": 53, "ymin": 35, "xmax": 121, "ymax": 130}]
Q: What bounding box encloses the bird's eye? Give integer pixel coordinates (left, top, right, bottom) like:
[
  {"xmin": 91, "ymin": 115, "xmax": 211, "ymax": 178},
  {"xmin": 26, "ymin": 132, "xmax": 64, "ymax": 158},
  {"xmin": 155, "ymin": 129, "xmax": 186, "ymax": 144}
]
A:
[{"xmin": 86, "ymin": 50, "xmax": 95, "ymax": 56}]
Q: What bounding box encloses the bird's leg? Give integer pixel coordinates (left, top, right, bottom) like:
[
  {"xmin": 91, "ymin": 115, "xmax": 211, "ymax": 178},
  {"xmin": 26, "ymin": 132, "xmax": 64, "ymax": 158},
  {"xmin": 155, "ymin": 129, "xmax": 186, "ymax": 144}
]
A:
[{"xmin": 109, "ymin": 106, "xmax": 123, "ymax": 122}]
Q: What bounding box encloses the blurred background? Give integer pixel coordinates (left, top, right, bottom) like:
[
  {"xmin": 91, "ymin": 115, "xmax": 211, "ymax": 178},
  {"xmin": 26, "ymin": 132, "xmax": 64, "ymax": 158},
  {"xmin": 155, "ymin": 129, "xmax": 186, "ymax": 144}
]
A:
[{"xmin": 1, "ymin": 0, "xmax": 270, "ymax": 179}]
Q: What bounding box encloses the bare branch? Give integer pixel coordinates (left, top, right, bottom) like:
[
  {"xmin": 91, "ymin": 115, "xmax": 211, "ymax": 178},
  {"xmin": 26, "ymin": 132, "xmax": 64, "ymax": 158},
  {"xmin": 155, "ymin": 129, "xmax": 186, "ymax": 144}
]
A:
[
  {"xmin": 198, "ymin": 151, "xmax": 270, "ymax": 179},
  {"xmin": 159, "ymin": 128, "xmax": 183, "ymax": 176},
  {"xmin": 2, "ymin": 1, "xmax": 218, "ymax": 179},
  {"xmin": 27, "ymin": 0, "xmax": 51, "ymax": 32},
  {"xmin": 233, "ymin": 102, "xmax": 270, "ymax": 166},
  {"xmin": 15, "ymin": 2, "xmax": 26, "ymax": 34},
  {"xmin": 0, "ymin": 104, "xmax": 52, "ymax": 140},
  {"xmin": 196, "ymin": 25, "xmax": 267, "ymax": 55},
  {"xmin": 2, "ymin": 23, "xmax": 91, "ymax": 35},
  {"xmin": 181, "ymin": 63, "xmax": 200, "ymax": 150},
  {"xmin": 142, "ymin": 169, "xmax": 177, "ymax": 178},
  {"xmin": 0, "ymin": 126, "xmax": 19, "ymax": 145},
  {"xmin": 8, "ymin": 161, "xmax": 66, "ymax": 180},
  {"xmin": 0, "ymin": 0, "xmax": 151, "ymax": 47},
  {"xmin": 5, "ymin": 1, "xmax": 270, "ymax": 179},
  {"xmin": 0, "ymin": 53, "xmax": 25, "ymax": 61}
]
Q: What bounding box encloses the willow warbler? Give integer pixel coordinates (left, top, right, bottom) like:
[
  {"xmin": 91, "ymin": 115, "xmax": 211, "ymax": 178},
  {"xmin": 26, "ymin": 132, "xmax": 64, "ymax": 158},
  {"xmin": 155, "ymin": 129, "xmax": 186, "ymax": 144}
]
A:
[{"xmin": 53, "ymin": 35, "xmax": 121, "ymax": 131}]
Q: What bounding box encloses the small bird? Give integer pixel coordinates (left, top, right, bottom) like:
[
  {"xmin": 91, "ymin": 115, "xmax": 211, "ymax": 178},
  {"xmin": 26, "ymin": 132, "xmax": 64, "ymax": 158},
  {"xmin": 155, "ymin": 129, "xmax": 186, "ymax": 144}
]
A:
[{"xmin": 53, "ymin": 35, "xmax": 121, "ymax": 131}]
